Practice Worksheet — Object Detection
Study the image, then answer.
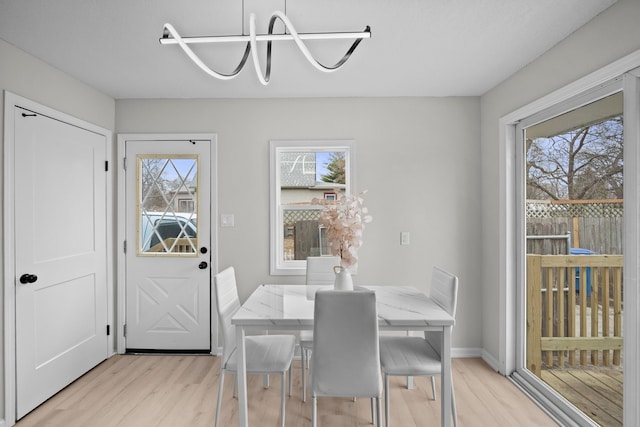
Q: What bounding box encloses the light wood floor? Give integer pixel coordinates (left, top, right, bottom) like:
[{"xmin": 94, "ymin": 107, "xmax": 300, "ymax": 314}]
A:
[{"xmin": 15, "ymin": 355, "xmax": 556, "ymax": 426}]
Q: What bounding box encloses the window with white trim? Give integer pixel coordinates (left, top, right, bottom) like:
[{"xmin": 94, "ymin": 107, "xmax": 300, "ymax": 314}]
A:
[{"xmin": 270, "ymin": 140, "xmax": 353, "ymax": 275}]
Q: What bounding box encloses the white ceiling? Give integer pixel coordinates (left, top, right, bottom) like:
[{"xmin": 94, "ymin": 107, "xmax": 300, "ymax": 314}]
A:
[{"xmin": 0, "ymin": 0, "xmax": 616, "ymax": 99}]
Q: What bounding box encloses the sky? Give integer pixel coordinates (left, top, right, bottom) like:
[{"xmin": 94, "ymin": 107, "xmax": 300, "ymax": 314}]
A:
[{"xmin": 315, "ymin": 151, "xmax": 332, "ymax": 181}]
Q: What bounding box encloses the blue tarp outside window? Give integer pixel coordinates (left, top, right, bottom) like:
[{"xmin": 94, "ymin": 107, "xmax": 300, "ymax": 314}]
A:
[{"xmin": 570, "ymin": 248, "xmax": 598, "ymax": 297}]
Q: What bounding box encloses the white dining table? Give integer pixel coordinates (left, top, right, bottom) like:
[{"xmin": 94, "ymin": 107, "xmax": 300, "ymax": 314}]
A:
[{"xmin": 231, "ymin": 284, "xmax": 455, "ymax": 427}]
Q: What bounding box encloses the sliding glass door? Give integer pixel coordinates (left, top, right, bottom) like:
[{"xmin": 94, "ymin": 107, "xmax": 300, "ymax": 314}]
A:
[{"xmin": 516, "ymin": 83, "xmax": 625, "ymax": 426}]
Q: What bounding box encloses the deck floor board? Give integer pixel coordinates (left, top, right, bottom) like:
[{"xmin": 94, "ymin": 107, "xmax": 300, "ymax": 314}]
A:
[{"xmin": 541, "ymin": 367, "xmax": 623, "ymax": 427}]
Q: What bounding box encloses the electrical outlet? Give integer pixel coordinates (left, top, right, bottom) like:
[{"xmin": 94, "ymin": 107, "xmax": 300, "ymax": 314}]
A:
[{"xmin": 401, "ymin": 231, "xmax": 410, "ymax": 245}]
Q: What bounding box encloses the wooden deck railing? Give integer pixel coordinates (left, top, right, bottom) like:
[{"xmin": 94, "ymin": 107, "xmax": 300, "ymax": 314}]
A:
[{"xmin": 526, "ymin": 254, "xmax": 623, "ymax": 377}]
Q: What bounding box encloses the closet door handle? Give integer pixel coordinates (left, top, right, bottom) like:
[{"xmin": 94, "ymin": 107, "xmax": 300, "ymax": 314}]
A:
[{"xmin": 19, "ymin": 274, "xmax": 38, "ymax": 284}]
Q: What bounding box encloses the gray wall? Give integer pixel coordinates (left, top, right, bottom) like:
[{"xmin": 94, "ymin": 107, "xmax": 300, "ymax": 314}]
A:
[
  {"xmin": 116, "ymin": 96, "xmax": 483, "ymax": 351},
  {"xmin": 480, "ymin": 0, "xmax": 640, "ymax": 361}
]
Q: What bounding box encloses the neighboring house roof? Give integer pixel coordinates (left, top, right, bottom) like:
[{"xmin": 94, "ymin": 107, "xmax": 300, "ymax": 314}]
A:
[{"xmin": 280, "ymin": 152, "xmax": 317, "ymax": 187}]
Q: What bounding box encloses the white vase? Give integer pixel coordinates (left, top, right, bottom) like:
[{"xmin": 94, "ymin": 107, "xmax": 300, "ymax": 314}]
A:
[{"xmin": 333, "ymin": 265, "xmax": 353, "ymax": 291}]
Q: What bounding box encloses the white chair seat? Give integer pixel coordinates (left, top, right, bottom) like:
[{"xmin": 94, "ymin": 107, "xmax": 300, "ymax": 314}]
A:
[
  {"xmin": 225, "ymin": 335, "xmax": 296, "ymax": 373},
  {"xmin": 214, "ymin": 266, "xmax": 295, "ymax": 427},
  {"xmin": 311, "ymin": 290, "xmax": 382, "ymax": 427},
  {"xmin": 380, "ymin": 336, "xmax": 443, "ymax": 375},
  {"xmin": 379, "ymin": 266, "xmax": 459, "ymax": 427},
  {"xmin": 301, "ymin": 255, "xmax": 340, "ymax": 402}
]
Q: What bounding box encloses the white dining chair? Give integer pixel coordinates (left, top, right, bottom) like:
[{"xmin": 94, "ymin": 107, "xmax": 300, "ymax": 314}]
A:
[
  {"xmin": 379, "ymin": 266, "xmax": 459, "ymax": 427},
  {"xmin": 214, "ymin": 267, "xmax": 296, "ymax": 427},
  {"xmin": 310, "ymin": 289, "xmax": 383, "ymax": 427},
  {"xmin": 300, "ymin": 255, "xmax": 340, "ymax": 402}
]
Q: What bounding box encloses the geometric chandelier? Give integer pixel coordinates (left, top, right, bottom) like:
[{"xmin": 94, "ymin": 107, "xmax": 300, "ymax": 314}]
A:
[{"xmin": 160, "ymin": 10, "xmax": 371, "ymax": 85}]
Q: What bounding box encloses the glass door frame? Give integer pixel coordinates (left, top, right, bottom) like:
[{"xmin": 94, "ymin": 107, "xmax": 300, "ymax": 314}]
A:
[
  {"xmin": 514, "ymin": 79, "xmax": 622, "ymax": 427},
  {"xmin": 498, "ymin": 54, "xmax": 640, "ymax": 427}
]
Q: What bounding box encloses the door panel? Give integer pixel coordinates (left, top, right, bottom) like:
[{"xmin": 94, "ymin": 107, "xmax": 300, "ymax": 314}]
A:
[
  {"xmin": 517, "ymin": 89, "xmax": 625, "ymax": 425},
  {"xmin": 14, "ymin": 108, "xmax": 108, "ymax": 418},
  {"xmin": 125, "ymin": 140, "xmax": 211, "ymax": 350}
]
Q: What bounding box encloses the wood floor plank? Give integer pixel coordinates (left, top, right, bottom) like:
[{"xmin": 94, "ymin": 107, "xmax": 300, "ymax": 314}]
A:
[
  {"xmin": 15, "ymin": 355, "xmax": 557, "ymax": 427},
  {"xmin": 453, "ymin": 358, "xmax": 553, "ymax": 426}
]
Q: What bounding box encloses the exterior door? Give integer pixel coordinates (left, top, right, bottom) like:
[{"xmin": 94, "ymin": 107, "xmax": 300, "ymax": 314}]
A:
[
  {"xmin": 14, "ymin": 107, "xmax": 109, "ymax": 418},
  {"xmin": 124, "ymin": 139, "xmax": 211, "ymax": 351},
  {"xmin": 515, "ymin": 83, "xmax": 625, "ymax": 426}
]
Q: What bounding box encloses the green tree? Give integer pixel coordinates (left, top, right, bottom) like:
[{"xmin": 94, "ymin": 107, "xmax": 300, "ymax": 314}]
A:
[{"xmin": 321, "ymin": 152, "xmax": 346, "ymax": 184}]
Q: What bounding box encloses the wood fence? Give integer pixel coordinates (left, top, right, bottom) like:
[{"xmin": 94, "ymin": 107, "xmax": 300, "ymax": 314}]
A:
[
  {"xmin": 526, "ymin": 199, "xmax": 623, "ymax": 255},
  {"xmin": 294, "ymin": 220, "xmax": 320, "ymax": 259},
  {"xmin": 526, "ymin": 218, "xmax": 623, "ymax": 255},
  {"xmin": 526, "ymin": 254, "xmax": 623, "ymax": 377}
]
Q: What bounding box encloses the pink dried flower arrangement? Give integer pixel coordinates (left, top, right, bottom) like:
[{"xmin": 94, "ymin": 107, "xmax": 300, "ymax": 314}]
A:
[{"xmin": 312, "ymin": 191, "xmax": 372, "ymax": 269}]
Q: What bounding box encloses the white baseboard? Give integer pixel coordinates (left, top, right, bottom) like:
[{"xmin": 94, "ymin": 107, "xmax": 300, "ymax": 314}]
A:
[
  {"xmin": 481, "ymin": 349, "xmax": 502, "ymax": 372},
  {"xmin": 451, "ymin": 347, "xmax": 482, "ymax": 358}
]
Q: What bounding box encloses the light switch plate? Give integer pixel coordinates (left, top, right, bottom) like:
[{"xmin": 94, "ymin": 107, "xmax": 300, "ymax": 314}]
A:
[{"xmin": 221, "ymin": 213, "xmax": 235, "ymax": 227}]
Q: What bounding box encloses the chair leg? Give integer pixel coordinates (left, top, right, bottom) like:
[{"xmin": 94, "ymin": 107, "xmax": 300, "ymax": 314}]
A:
[
  {"xmin": 280, "ymin": 373, "xmax": 286, "ymax": 427},
  {"xmin": 312, "ymin": 395, "xmax": 318, "ymax": 427},
  {"xmin": 406, "ymin": 376, "xmax": 413, "ymax": 389},
  {"xmin": 451, "ymin": 384, "xmax": 458, "ymax": 427},
  {"xmin": 384, "ymin": 374, "xmax": 390, "ymax": 427},
  {"xmin": 430, "ymin": 376, "xmax": 437, "ymax": 400},
  {"xmin": 370, "ymin": 398, "xmax": 375, "ymax": 424},
  {"xmin": 288, "ymin": 364, "xmax": 293, "ymax": 396},
  {"xmin": 215, "ymin": 370, "xmax": 225, "ymax": 427},
  {"xmin": 232, "ymin": 373, "xmax": 237, "ymax": 398},
  {"xmin": 376, "ymin": 397, "xmax": 382, "ymax": 427},
  {"xmin": 302, "ymin": 346, "xmax": 307, "ymax": 402}
]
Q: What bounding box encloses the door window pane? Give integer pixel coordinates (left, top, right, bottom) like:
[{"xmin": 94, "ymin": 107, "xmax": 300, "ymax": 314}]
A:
[
  {"xmin": 523, "ymin": 93, "xmax": 624, "ymax": 423},
  {"xmin": 137, "ymin": 155, "xmax": 198, "ymax": 255}
]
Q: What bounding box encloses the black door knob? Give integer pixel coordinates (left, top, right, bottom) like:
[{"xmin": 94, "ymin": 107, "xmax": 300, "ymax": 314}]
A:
[
  {"xmin": 19, "ymin": 274, "xmax": 38, "ymax": 284},
  {"xmin": 198, "ymin": 261, "xmax": 208, "ymax": 270}
]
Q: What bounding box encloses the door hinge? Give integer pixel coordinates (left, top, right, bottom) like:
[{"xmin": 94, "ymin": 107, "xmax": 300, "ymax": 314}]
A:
[
  {"xmin": 105, "ymin": 160, "xmax": 109, "ymax": 172},
  {"xmin": 123, "ymin": 157, "xmax": 127, "ymax": 171},
  {"xmin": 123, "ymin": 324, "xmax": 127, "ymax": 337},
  {"xmin": 107, "ymin": 325, "xmax": 111, "ymax": 336},
  {"xmin": 123, "ymin": 240, "xmax": 127, "ymax": 253}
]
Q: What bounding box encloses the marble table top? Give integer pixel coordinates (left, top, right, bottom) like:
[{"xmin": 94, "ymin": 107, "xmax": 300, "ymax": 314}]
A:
[{"xmin": 231, "ymin": 284, "xmax": 455, "ymax": 330}]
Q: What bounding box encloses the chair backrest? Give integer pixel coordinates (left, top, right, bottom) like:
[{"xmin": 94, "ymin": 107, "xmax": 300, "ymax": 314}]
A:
[
  {"xmin": 426, "ymin": 266, "xmax": 459, "ymax": 354},
  {"xmin": 306, "ymin": 256, "xmax": 341, "ymax": 286},
  {"xmin": 430, "ymin": 266, "xmax": 459, "ymax": 318},
  {"xmin": 311, "ymin": 290, "xmax": 382, "ymax": 398},
  {"xmin": 214, "ymin": 266, "xmax": 242, "ymax": 366}
]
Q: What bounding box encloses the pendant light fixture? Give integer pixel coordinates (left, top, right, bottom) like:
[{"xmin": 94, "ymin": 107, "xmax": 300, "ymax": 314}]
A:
[{"xmin": 159, "ymin": 6, "xmax": 371, "ymax": 85}]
